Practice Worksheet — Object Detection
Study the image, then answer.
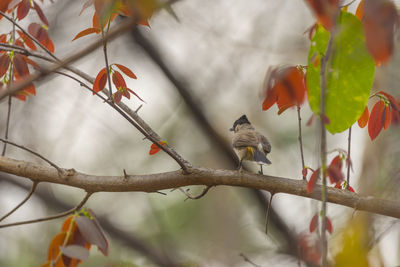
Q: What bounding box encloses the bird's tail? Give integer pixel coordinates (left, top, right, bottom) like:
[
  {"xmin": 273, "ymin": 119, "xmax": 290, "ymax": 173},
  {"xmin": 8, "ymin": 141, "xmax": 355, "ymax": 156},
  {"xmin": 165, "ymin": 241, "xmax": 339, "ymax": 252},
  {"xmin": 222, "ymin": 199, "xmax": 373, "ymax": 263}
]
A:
[{"xmin": 253, "ymin": 150, "xmax": 271, "ymax": 165}]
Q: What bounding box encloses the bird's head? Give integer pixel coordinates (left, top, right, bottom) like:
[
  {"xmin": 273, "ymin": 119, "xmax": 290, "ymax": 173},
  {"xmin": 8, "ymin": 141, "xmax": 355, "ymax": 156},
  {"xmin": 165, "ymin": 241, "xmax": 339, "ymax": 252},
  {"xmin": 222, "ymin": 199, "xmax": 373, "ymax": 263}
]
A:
[{"xmin": 230, "ymin": 114, "xmax": 251, "ymax": 132}]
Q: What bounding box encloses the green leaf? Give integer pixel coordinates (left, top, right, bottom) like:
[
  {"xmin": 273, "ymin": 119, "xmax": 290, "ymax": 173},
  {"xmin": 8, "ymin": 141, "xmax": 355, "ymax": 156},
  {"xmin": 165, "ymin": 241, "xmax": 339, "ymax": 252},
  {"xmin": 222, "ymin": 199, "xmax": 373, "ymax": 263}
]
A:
[{"xmin": 306, "ymin": 11, "xmax": 375, "ymax": 133}]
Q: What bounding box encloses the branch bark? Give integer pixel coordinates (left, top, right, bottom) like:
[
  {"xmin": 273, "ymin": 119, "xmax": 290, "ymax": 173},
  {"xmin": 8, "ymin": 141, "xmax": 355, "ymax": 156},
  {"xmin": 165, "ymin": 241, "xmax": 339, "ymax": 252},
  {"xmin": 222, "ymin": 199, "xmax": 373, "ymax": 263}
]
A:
[{"xmin": 1, "ymin": 156, "xmax": 399, "ymax": 219}]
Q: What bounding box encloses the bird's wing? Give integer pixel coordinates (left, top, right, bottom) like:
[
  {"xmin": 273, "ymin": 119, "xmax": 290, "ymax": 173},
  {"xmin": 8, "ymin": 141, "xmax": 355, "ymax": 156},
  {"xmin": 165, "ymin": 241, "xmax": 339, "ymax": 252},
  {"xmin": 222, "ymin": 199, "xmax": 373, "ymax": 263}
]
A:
[
  {"xmin": 260, "ymin": 134, "xmax": 271, "ymax": 153},
  {"xmin": 232, "ymin": 130, "xmax": 259, "ymax": 148}
]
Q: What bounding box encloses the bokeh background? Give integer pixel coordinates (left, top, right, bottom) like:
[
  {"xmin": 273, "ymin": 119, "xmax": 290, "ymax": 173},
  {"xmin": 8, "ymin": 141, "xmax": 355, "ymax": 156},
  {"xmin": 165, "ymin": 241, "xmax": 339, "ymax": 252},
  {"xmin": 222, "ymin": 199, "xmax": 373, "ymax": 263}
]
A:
[{"xmin": 0, "ymin": 0, "xmax": 400, "ymax": 266}]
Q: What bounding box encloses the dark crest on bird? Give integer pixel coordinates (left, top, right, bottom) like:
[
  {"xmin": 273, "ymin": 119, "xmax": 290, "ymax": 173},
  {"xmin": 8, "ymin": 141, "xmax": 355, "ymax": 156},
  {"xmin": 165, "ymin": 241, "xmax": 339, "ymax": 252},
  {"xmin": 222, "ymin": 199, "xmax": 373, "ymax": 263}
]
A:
[{"xmin": 230, "ymin": 115, "xmax": 250, "ymax": 131}]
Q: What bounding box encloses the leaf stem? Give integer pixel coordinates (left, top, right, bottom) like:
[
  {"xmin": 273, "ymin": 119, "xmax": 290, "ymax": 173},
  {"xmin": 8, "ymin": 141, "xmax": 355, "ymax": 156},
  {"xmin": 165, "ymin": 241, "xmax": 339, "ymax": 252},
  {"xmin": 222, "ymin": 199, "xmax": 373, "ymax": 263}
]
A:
[{"xmin": 101, "ymin": 20, "xmax": 114, "ymax": 103}]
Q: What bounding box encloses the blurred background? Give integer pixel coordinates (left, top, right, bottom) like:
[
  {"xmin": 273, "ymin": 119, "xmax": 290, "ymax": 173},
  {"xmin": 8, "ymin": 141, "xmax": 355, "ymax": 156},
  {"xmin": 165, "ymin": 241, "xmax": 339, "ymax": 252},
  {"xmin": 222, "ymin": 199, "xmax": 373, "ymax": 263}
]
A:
[{"xmin": 0, "ymin": 0, "xmax": 400, "ymax": 266}]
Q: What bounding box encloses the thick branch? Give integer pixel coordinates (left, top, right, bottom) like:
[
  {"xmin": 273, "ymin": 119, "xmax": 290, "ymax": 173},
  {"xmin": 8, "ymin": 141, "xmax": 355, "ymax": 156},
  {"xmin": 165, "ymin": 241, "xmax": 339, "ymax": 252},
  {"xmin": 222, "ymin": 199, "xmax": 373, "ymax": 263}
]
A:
[{"xmin": 1, "ymin": 156, "xmax": 399, "ymax": 219}]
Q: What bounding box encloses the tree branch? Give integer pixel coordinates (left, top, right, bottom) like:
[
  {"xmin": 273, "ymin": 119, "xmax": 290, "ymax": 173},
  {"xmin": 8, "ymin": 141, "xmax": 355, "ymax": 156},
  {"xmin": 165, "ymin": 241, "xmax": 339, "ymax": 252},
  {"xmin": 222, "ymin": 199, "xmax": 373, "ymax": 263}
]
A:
[{"xmin": 1, "ymin": 156, "xmax": 399, "ymax": 219}]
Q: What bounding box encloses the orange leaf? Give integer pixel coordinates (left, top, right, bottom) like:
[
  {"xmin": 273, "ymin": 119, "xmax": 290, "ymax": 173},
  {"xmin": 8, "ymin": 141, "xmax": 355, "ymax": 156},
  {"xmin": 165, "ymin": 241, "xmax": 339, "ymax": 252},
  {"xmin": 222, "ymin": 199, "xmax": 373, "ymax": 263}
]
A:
[
  {"xmin": 72, "ymin": 27, "xmax": 101, "ymax": 41},
  {"xmin": 383, "ymin": 105, "xmax": 391, "ymax": 130},
  {"xmin": 357, "ymin": 106, "xmax": 369, "ymax": 128},
  {"xmin": 0, "ymin": 53, "xmax": 10, "ymax": 78},
  {"xmin": 61, "ymin": 215, "xmax": 75, "ymax": 232},
  {"xmin": 17, "ymin": 30, "xmax": 37, "ymax": 51},
  {"xmin": 368, "ymin": 100, "xmax": 385, "ymax": 140},
  {"xmin": 92, "ymin": 12, "xmax": 101, "ymax": 29},
  {"xmin": 307, "ymin": 168, "xmax": 320, "ymax": 194},
  {"xmin": 309, "ymin": 214, "xmax": 319, "ymax": 233},
  {"xmin": 363, "ymin": 0, "xmax": 398, "ymax": 65},
  {"xmin": 93, "ymin": 67, "xmax": 107, "ymax": 94},
  {"xmin": 114, "ymin": 64, "xmax": 137, "ymax": 79},
  {"xmin": 112, "ymin": 71, "xmax": 126, "ymax": 89},
  {"xmin": 355, "ymin": 0, "xmax": 364, "ymax": 20},
  {"xmin": 48, "ymin": 232, "xmax": 68, "ymax": 261},
  {"xmin": 305, "ymin": 0, "xmax": 339, "ymax": 31},
  {"xmin": 326, "ymin": 216, "xmax": 333, "ymax": 234},
  {"xmin": 378, "ymin": 91, "xmax": 400, "ymax": 111}
]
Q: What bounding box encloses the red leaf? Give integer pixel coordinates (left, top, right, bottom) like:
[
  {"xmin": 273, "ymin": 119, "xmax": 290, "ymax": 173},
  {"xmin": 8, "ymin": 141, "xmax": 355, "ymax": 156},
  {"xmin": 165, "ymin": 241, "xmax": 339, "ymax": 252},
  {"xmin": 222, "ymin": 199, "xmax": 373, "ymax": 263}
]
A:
[
  {"xmin": 0, "ymin": 53, "xmax": 10, "ymax": 78},
  {"xmin": 334, "ymin": 182, "xmax": 342, "ymax": 189},
  {"xmin": 114, "ymin": 64, "xmax": 137, "ymax": 79},
  {"xmin": 33, "ymin": 1, "xmax": 49, "ymax": 26},
  {"xmin": 113, "ymin": 91, "xmax": 122, "ymax": 102},
  {"xmin": 127, "ymin": 88, "xmax": 145, "ymax": 102},
  {"xmin": 368, "ymin": 100, "xmax": 385, "ymax": 140},
  {"xmin": 357, "ymin": 106, "xmax": 369, "ymax": 128},
  {"xmin": 305, "ymin": 0, "xmax": 339, "ymax": 31},
  {"xmin": 363, "ymin": 0, "xmax": 398, "ymax": 65},
  {"xmin": 326, "ymin": 216, "xmax": 333, "ymax": 234},
  {"xmin": 309, "ymin": 214, "xmax": 319, "ymax": 233},
  {"xmin": 17, "ymin": 30, "xmax": 37, "ymax": 51},
  {"xmin": 307, "ymin": 168, "xmax": 320, "ymax": 194},
  {"xmin": 262, "ymin": 86, "xmax": 277, "ymax": 111},
  {"xmin": 72, "ymin": 27, "xmax": 101, "ymax": 41},
  {"xmin": 302, "ymin": 168, "xmax": 308, "ymax": 177},
  {"xmin": 378, "ymin": 91, "xmax": 400, "ymax": 111},
  {"xmin": 149, "ymin": 141, "xmax": 167, "ymax": 155},
  {"xmin": 330, "ymin": 155, "xmax": 342, "ymax": 169},
  {"xmin": 277, "ymin": 67, "xmax": 307, "ymax": 109},
  {"xmin": 13, "ymin": 53, "xmax": 29, "ymax": 77},
  {"xmin": 24, "ymin": 83, "xmax": 36, "ymax": 95},
  {"xmin": 17, "ymin": 0, "xmax": 30, "ymax": 21},
  {"xmin": 93, "ymin": 68, "xmax": 107, "ymax": 94},
  {"xmin": 383, "ymin": 105, "xmax": 391, "ymax": 130},
  {"xmin": 28, "ymin": 22, "xmax": 48, "ymax": 42},
  {"xmin": 348, "ymin": 185, "xmax": 355, "ymax": 193},
  {"xmin": 0, "ymin": 34, "xmax": 7, "ymax": 43},
  {"xmin": 327, "ymin": 165, "xmax": 344, "ymax": 184},
  {"xmin": 112, "ymin": 71, "xmax": 126, "ymax": 89},
  {"xmin": 0, "ymin": 0, "xmax": 12, "ymax": 13},
  {"xmin": 46, "ymin": 38, "xmax": 54, "ymax": 53},
  {"xmin": 122, "ymin": 89, "xmax": 130, "ymax": 99},
  {"xmin": 22, "ymin": 54, "xmax": 40, "ymax": 70},
  {"xmin": 391, "ymin": 106, "xmax": 400, "ymax": 125}
]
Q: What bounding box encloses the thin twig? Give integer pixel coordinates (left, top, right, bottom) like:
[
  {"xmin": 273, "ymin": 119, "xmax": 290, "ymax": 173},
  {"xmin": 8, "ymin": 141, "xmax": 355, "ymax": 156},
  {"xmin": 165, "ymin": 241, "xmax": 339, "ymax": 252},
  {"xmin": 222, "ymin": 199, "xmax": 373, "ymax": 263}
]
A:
[
  {"xmin": 177, "ymin": 185, "xmax": 213, "ymax": 200},
  {"xmin": 265, "ymin": 193, "xmax": 274, "ymax": 234},
  {"xmin": 54, "ymin": 71, "xmax": 189, "ymax": 172},
  {"xmin": 0, "ymin": 18, "xmax": 137, "ymax": 101},
  {"xmin": 0, "ymin": 138, "xmax": 63, "ymax": 173},
  {"xmin": 2, "ymin": 12, "xmax": 16, "ymax": 156},
  {"xmin": 0, "ymin": 10, "xmax": 58, "ymax": 61},
  {"xmin": 346, "ymin": 126, "xmax": 352, "ymax": 189},
  {"xmin": 297, "ymin": 105, "xmax": 306, "ymax": 180},
  {"xmin": 0, "ymin": 181, "xmax": 38, "ymax": 222},
  {"xmin": 239, "ymin": 253, "xmax": 261, "ymax": 267},
  {"xmin": 0, "ymin": 192, "xmax": 92, "ymax": 228}
]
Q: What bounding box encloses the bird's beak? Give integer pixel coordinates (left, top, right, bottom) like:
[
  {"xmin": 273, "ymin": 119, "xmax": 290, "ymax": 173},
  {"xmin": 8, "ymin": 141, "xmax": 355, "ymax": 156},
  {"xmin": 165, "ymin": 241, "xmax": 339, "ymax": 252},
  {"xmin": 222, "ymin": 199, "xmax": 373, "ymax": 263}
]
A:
[{"xmin": 229, "ymin": 127, "xmax": 234, "ymax": 131}]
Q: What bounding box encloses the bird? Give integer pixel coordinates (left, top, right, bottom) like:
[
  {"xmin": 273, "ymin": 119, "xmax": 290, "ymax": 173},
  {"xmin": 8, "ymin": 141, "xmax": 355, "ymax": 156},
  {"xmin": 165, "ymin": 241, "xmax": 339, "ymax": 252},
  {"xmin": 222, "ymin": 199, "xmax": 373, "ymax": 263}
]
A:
[{"xmin": 230, "ymin": 115, "xmax": 271, "ymax": 174}]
